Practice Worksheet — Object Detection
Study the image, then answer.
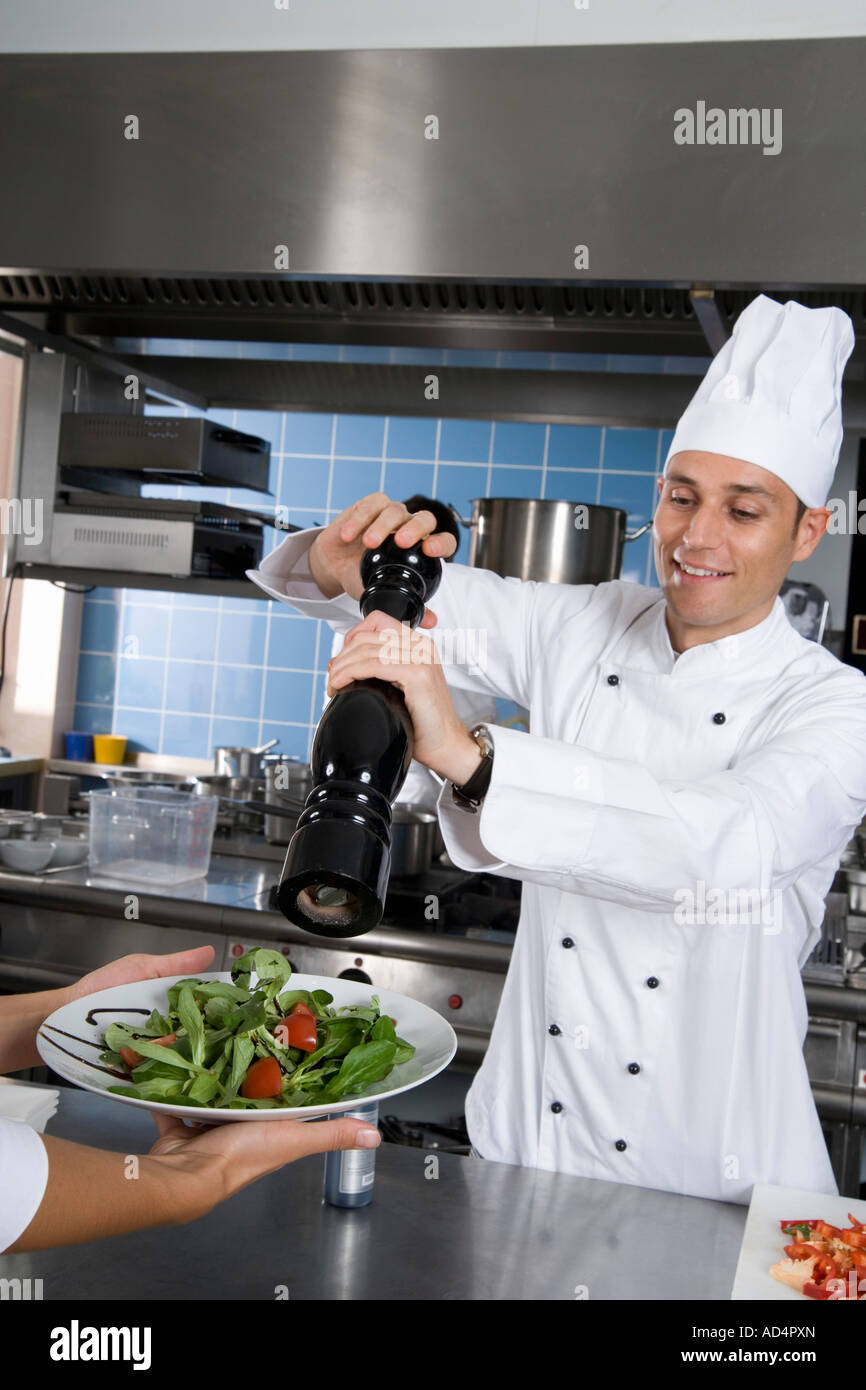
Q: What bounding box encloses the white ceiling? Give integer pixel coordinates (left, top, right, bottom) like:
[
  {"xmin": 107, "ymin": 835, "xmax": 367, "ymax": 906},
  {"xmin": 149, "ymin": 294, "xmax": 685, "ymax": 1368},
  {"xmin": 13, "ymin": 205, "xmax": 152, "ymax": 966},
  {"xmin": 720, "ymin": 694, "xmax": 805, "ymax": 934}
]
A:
[{"xmin": 1, "ymin": 0, "xmax": 865, "ymax": 53}]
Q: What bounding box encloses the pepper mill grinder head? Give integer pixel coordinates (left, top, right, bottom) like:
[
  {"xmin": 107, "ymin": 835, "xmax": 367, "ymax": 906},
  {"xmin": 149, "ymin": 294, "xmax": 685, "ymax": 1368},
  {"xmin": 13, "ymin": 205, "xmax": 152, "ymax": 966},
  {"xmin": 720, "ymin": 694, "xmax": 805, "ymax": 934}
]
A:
[{"xmin": 276, "ymin": 534, "xmax": 442, "ymax": 937}]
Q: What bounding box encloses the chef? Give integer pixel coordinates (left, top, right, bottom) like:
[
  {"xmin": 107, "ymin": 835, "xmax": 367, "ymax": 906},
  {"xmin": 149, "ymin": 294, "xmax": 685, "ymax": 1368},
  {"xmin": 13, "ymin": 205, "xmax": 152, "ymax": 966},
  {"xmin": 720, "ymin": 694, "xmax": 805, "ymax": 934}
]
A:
[{"xmin": 249, "ymin": 295, "xmax": 866, "ymax": 1204}]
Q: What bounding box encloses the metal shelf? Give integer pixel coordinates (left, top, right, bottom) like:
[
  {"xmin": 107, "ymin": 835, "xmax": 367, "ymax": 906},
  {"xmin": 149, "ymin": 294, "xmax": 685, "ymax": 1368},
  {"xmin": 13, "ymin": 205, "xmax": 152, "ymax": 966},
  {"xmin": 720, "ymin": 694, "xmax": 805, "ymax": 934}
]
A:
[{"xmin": 19, "ymin": 563, "xmax": 266, "ymax": 600}]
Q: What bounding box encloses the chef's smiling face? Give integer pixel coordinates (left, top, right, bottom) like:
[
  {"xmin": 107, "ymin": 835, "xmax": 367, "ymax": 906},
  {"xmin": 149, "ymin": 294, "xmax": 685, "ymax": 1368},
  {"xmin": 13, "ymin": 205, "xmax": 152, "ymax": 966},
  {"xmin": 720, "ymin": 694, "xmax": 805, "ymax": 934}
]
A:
[{"xmin": 653, "ymin": 451, "xmax": 829, "ymax": 650}]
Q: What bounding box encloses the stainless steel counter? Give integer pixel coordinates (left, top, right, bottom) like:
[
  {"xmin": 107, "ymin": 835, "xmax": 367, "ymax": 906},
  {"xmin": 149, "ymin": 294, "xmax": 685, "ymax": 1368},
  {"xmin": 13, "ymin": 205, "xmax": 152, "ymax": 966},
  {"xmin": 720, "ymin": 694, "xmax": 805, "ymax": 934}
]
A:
[
  {"xmin": 0, "ymin": 857, "xmax": 513, "ymax": 968},
  {"xmin": 0, "ymin": 1087, "xmax": 746, "ymax": 1300}
]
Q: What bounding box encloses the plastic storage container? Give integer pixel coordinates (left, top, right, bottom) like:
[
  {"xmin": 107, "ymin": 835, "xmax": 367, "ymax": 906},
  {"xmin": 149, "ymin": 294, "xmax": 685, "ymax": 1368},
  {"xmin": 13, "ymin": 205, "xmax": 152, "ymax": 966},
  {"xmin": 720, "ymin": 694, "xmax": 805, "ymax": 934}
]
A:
[{"xmin": 88, "ymin": 786, "xmax": 219, "ymax": 885}]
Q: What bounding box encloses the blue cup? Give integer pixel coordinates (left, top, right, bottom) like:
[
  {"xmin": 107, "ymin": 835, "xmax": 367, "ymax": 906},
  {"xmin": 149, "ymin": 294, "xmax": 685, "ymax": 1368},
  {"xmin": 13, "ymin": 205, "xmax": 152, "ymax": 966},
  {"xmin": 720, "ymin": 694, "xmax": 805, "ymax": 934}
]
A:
[{"xmin": 64, "ymin": 731, "xmax": 93, "ymax": 761}]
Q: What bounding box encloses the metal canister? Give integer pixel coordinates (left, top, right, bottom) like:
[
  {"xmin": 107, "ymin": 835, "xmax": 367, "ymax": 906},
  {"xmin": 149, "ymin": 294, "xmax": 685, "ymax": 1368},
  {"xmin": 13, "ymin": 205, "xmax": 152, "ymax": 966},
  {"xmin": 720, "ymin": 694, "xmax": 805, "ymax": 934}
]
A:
[{"xmin": 323, "ymin": 1102, "xmax": 379, "ymax": 1207}]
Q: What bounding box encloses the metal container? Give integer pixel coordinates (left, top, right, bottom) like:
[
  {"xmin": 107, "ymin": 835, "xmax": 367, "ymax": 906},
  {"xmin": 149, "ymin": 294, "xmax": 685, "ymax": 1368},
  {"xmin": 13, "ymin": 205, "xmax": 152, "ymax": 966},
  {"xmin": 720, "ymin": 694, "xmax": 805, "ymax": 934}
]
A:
[
  {"xmin": 262, "ymin": 760, "xmax": 312, "ymax": 844},
  {"xmin": 464, "ymin": 497, "xmax": 651, "ymax": 584},
  {"xmin": 99, "ymin": 768, "xmax": 197, "ymax": 788},
  {"xmin": 213, "ymin": 739, "xmax": 278, "ymax": 779},
  {"xmin": 390, "ymin": 806, "xmax": 440, "ymax": 877},
  {"xmin": 323, "ymin": 1102, "xmax": 379, "ymax": 1207},
  {"xmin": 260, "ymin": 777, "xmax": 441, "ymax": 874},
  {"xmin": 848, "ymin": 869, "xmax": 866, "ymax": 916},
  {"xmin": 192, "ymin": 774, "xmax": 265, "ymax": 833}
]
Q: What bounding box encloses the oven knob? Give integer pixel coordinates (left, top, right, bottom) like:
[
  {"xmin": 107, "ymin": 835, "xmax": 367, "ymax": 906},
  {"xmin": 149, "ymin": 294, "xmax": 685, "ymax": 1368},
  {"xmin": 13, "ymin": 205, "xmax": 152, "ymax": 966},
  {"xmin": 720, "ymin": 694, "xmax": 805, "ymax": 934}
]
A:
[
  {"xmin": 448, "ymin": 994, "xmax": 463, "ymax": 1009},
  {"xmin": 338, "ymin": 967, "xmax": 372, "ymax": 984}
]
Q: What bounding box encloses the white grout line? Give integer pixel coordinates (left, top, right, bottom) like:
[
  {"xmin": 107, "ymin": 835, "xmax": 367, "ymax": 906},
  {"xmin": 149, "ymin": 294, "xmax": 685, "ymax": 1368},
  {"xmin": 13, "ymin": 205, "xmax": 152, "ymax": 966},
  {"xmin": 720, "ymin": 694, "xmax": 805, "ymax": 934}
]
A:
[
  {"xmin": 379, "ymin": 418, "xmax": 388, "ymax": 493},
  {"xmin": 109, "ymin": 595, "xmax": 126, "ymax": 737},
  {"xmin": 75, "ymin": 698, "xmax": 312, "ymax": 730},
  {"xmin": 431, "ymin": 417, "xmax": 442, "ymax": 499},
  {"xmin": 540, "ymin": 423, "xmax": 551, "ymax": 499},
  {"xmin": 256, "ymin": 410, "xmax": 286, "ymax": 743},
  {"xmin": 205, "ymin": 598, "xmax": 224, "ymax": 759},
  {"xmin": 156, "ymin": 603, "xmax": 174, "ymax": 756}
]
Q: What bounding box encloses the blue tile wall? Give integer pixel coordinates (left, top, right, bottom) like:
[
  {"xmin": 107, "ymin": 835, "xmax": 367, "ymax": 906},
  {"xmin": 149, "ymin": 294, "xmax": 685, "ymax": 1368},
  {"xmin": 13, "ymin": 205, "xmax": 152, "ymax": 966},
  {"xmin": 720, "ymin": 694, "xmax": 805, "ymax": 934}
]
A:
[{"xmin": 73, "ymin": 341, "xmax": 708, "ymax": 759}]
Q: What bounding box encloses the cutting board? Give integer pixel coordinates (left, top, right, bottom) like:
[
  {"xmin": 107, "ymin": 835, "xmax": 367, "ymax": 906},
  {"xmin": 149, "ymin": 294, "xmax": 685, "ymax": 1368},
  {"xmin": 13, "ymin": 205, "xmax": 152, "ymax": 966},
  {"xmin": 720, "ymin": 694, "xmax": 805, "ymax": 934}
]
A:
[{"xmin": 730, "ymin": 1182, "xmax": 866, "ymax": 1300}]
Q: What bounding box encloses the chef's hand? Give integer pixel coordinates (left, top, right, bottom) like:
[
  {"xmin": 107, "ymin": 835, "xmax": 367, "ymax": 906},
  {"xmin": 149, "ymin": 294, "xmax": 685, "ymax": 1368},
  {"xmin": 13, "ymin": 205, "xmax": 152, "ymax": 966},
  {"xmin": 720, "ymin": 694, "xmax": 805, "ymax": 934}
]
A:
[
  {"xmin": 327, "ymin": 610, "xmax": 484, "ymax": 787},
  {"xmin": 309, "ymin": 491, "xmax": 457, "ymax": 627},
  {"xmin": 0, "ymin": 946, "xmax": 220, "ymax": 1075}
]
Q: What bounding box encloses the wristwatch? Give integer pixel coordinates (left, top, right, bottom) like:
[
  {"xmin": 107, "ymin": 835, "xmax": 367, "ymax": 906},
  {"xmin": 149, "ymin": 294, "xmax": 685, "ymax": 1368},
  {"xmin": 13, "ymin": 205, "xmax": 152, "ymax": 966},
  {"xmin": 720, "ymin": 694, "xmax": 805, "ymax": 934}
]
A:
[{"xmin": 451, "ymin": 724, "xmax": 494, "ymax": 813}]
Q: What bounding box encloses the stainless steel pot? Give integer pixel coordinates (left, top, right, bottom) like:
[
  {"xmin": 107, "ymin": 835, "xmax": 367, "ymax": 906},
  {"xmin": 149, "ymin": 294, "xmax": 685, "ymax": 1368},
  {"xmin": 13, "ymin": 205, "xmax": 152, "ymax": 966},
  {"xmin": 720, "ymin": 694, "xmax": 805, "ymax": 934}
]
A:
[
  {"xmin": 262, "ymin": 760, "xmax": 312, "ymax": 843},
  {"xmin": 462, "ymin": 497, "xmax": 651, "ymax": 584},
  {"xmin": 213, "ymin": 739, "xmax": 278, "ymax": 779},
  {"xmin": 258, "ymin": 782, "xmax": 441, "ymax": 874},
  {"xmin": 390, "ymin": 805, "xmax": 441, "ymax": 877}
]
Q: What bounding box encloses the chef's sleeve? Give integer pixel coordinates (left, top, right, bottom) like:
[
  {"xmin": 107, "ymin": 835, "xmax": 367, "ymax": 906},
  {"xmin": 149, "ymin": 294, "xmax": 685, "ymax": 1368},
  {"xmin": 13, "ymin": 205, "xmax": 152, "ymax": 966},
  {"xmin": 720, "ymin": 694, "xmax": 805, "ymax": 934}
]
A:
[
  {"xmin": 248, "ymin": 525, "xmax": 593, "ymax": 709},
  {"xmin": 436, "ymin": 697, "xmax": 866, "ymax": 922},
  {"xmin": 0, "ymin": 1119, "xmax": 48, "ymax": 1252}
]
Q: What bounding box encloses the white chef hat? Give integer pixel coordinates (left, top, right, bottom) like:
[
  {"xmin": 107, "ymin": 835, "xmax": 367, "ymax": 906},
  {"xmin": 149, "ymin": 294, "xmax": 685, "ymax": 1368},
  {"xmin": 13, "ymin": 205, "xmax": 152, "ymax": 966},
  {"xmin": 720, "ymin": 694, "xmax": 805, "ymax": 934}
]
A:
[{"xmin": 663, "ymin": 294, "xmax": 854, "ymax": 507}]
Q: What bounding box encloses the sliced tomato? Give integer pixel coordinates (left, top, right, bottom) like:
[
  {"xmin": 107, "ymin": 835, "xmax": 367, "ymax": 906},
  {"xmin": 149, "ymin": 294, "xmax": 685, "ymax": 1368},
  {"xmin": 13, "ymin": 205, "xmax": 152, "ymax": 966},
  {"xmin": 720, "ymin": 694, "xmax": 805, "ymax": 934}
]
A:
[
  {"xmin": 274, "ymin": 1014, "xmax": 318, "ymax": 1052},
  {"xmin": 288, "ymin": 1001, "xmax": 315, "ymax": 1018},
  {"xmin": 241, "ymin": 1055, "xmax": 282, "ymax": 1098},
  {"xmin": 119, "ymin": 1033, "xmax": 176, "ymax": 1070}
]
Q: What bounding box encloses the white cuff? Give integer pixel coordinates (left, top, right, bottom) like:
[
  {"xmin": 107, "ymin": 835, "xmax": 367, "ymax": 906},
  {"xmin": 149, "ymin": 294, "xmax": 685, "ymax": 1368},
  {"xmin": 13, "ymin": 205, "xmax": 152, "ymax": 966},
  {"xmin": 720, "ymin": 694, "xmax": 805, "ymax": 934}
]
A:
[
  {"xmin": 0, "ymin": 1119, "xmax": 49, "ymax": 1253},
  {"xmin": 247, "ymin": 526, "xmax": 361, "ymax": 625}
]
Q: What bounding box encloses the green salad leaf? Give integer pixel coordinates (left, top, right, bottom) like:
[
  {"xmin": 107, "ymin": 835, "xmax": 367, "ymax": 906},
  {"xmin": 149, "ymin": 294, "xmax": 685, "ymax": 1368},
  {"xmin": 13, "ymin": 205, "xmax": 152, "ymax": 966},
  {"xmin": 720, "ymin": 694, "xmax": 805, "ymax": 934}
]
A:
[{"xmin": 100, "ymin": 953, "xmax": 416, "ymax": 1111}]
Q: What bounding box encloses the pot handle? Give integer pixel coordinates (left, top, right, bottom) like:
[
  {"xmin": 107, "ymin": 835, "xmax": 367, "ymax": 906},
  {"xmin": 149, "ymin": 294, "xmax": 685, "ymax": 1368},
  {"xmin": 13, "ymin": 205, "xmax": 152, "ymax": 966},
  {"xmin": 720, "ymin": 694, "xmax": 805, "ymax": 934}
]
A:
[{"xmin": 625, "ymin": 521, "xmax": 652, "ymax": 542}]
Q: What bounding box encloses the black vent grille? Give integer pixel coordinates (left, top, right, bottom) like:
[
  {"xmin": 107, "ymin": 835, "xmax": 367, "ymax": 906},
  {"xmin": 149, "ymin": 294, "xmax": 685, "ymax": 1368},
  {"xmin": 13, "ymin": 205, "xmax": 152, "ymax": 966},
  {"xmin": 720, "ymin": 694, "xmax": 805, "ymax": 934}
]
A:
[{"xmin": 3, "ymin": 275, "xmax": 865, "ymax": 354}]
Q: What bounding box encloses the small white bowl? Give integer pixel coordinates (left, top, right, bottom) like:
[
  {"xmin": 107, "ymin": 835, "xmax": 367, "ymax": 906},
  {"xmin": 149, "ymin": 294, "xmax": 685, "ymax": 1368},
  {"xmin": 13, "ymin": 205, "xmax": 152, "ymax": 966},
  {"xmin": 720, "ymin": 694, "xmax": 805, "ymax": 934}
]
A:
[
  {"xmin": 0, "ymin": 840, "xmax": 57, "ymax": 873},
  {"xmin": 49, "ymin": 838, "xmax": 89, "ymax": 868}
]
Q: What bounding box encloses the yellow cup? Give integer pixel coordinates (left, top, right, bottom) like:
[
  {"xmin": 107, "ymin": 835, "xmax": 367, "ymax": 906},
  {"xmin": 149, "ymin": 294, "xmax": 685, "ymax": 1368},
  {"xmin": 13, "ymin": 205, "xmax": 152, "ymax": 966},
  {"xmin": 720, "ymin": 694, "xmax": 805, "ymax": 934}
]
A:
[{"xmin": 92, "ymin": 735, "xmax": 128, "ymax": 765}]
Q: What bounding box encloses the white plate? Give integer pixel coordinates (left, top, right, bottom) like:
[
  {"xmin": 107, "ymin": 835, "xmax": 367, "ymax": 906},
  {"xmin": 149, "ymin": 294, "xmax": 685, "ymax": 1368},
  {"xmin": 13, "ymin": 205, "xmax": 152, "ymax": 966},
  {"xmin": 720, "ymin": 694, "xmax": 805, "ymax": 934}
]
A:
[
  {"xmin": 38, "ymin": 971, "xmax": 457, "ymax": 1123},
  {"xmin": 730, "ymin": 1182, "xmax": 866, "ymax": 1300}
]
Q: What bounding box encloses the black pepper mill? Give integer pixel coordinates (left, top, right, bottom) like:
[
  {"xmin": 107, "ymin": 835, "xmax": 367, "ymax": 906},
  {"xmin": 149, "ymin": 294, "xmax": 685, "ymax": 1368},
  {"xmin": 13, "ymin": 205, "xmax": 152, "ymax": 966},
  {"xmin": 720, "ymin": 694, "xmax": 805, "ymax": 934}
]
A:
[{"xmin": 276, "ymin": 534, "xmax": 442, "ymax": 937}]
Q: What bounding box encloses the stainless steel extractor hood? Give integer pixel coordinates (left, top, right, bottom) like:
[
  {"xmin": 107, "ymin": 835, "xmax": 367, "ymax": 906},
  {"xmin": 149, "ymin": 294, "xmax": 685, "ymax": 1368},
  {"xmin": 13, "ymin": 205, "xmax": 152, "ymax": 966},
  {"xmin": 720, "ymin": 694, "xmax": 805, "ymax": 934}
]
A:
[{"xmin": 0, "ymin": 40, "xmax": 865, "ymax": 362}]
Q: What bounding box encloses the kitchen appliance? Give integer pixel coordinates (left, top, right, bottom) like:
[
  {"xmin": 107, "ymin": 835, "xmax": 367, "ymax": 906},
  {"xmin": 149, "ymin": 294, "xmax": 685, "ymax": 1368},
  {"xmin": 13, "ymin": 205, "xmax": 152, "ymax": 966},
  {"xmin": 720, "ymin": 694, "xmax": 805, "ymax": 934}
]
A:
[
  {"xmin": 58, "ymin": 413, "xmax": 271, "ymax": 493},
  {"xmin": 276, "ymin": 535, "xmax": 441, "ymax": 937},
  {"xmin": 49, "ymin": 492, "xmax": 269, "ymax": 579},
  {"xmin": 464, "ymin": 497, "xmax": 651, "ymax": 584}
]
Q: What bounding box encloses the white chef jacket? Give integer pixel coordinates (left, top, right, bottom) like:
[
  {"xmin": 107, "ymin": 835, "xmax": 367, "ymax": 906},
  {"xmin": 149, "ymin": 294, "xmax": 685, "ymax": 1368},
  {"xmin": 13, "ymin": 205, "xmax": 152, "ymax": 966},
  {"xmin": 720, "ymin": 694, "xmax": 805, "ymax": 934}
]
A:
[
  {"xmin": 249, "ymin": 530, "xmax": 866, "ymax": 1204},
  {"xmin": 0, "ymin": 1118, "xmax": 48, "ymax": 1252}
]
